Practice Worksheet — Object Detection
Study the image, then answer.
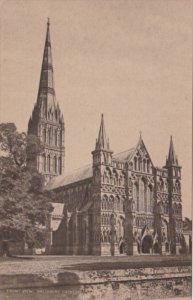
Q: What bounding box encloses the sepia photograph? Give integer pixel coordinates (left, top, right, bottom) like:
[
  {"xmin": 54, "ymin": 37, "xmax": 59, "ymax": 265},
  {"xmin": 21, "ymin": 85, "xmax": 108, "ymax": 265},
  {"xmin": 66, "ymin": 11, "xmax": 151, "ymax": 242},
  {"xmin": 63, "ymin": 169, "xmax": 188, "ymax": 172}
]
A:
[{"xmin": 0, "ymin": 0, "xmax": 192, "ymax": 299}]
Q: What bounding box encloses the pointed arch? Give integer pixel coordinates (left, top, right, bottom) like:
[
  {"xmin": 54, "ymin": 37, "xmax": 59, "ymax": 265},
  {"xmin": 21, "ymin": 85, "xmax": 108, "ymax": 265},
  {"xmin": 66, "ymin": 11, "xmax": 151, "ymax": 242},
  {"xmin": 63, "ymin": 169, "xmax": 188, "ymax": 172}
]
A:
[
  {"xmin": 115, "ymin": 195, "xmax": 120, "ymax": 211},
  {"xmin": 147, "ymin": 160, "xmax": 150, "ymax": 173},
  {"xmin": 58, "ymin": 156, "xmax": 61, "ymax": 174},
  {"xmin": 134, "ymin": 157, "xmax": 137, "ymax": 171},
  {"xmin": 47, "ymin": 154, "xmax": 51, "ymax": 172},
  {"xmin": 138, "ymin": 157, "xmax": 141, "ymax": 171},
  {"xmin": 43, "ymin": 128, "xmax": 47, "ymax": 143},
  {"xmin": 109, "ymin": 195, "xmax": 114, "ymax": 210},
  {"xmin": 54, "ymin": 155, "xmax": 57, "ymax": 173},
  {"xmin": 139, "ymin": 178, "xmax": 146, "ymax": 211},
  {"xmin": 147, "ymin": 185, "xmax": 153, "ymax": 213},
  {"xmin": 133, "ymin": 182, "xmax": 139, "ymax": 211},
  {"xmin": 43, "ymin": 154, "xmax": 46, "ymax": 171},
  {"xmin": 54, "ymin": 128, "xmax": 58, "ymax": 146},
  {"xmin": 143, "ymin": 159, "xmax": 146, "ymax": 172}
]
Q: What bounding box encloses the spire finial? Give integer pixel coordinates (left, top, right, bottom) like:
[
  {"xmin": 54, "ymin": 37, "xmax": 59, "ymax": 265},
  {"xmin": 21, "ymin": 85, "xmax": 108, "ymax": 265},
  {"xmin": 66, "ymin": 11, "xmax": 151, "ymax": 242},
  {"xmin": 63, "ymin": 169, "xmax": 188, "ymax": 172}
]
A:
[
  {"xmin": 47, "ymin": 18, "xmax": 50, "ymax": 27},
  {"xmin": 95, "ymin": 114, "xmax": 109, "ymax": 150},
  {"xmin": 167, "ymin": 135, "xmax": 178, "ymax": 166},
  {"xmin": 139, "ymin": 131, "xmax": 142, "ymax": 139}
]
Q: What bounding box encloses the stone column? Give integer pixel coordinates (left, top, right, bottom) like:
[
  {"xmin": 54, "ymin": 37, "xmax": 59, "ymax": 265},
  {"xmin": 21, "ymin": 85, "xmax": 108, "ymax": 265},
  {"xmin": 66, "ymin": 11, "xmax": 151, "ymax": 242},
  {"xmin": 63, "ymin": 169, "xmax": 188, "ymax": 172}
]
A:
[
  {"xmin": 74, "ymin": 211, "xmax": 81, "ymax": 255},
  {"xmin": 133, "ymin": 242, "xmax": 139, "ymax": 255},
  {"xmin": 85, "ymin": 215, "xmax": 90, "ymax": 254},
  {"xmin": 162, "ymin": 243, "xmax": 166, "ymax": 255},
  {"xmin": 176, "ymin": 243, "xmax": 181, "ymax": 255}
]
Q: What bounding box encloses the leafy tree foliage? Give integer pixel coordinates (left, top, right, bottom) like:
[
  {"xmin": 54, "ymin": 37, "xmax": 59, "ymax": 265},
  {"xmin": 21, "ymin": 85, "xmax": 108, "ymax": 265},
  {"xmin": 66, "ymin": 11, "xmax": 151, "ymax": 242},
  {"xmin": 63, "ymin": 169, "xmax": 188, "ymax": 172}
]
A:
[{"xmin": 0, "ymin": 123, "xmax": 53, "ymax": 255}]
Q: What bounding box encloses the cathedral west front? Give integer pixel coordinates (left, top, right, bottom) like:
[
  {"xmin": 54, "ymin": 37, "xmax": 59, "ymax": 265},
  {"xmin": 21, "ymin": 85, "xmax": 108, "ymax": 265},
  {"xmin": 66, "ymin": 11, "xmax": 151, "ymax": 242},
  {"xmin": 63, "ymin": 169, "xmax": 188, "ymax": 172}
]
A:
[{"xmin": 28, "ymin": 21, "xmax": 187, "ymax": 256}]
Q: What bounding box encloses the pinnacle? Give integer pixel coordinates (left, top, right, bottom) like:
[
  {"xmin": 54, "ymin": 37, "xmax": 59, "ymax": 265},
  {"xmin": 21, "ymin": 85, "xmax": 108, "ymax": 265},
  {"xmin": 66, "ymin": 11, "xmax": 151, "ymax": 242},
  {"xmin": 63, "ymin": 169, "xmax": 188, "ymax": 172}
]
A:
[
  {"xmin": 167, "ymin": 136, "xmax": 178, "ymax": 166},
  {"xmin": 96, "ymin": 114, "xmax": 109, "ymax": 150}
]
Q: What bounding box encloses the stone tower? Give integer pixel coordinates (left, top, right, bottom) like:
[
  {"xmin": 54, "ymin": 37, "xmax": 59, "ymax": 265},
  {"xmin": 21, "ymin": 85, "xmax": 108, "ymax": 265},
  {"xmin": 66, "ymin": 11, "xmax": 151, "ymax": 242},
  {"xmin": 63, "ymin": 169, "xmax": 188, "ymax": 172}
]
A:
[
  {"xmin": 165, "ymin": 136, "xmax": 182, "ymax": 254},
  {"xmin": 91, "ymin": 114, "xmax": 114, "ymax": 255},
  {"xmin": 28, "ymin": 20, "xmax": 65, "ymax": 182}
]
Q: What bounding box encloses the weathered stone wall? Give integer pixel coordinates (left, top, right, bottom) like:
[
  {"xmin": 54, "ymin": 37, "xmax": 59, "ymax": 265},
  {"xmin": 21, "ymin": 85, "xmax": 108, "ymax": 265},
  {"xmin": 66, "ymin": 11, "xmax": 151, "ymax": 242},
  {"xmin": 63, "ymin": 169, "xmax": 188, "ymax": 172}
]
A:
[{"xmin": 0, "ymin": 265, "xmax": 191, "ymax": 292}]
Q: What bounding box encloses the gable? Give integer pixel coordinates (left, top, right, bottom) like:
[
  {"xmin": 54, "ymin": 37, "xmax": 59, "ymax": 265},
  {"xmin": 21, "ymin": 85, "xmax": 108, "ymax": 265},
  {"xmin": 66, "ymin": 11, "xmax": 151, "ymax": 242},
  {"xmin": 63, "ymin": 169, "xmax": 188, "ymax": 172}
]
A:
[{"xmin": 127, "ymin": 138, "xmax": 154, "ymax": 173}]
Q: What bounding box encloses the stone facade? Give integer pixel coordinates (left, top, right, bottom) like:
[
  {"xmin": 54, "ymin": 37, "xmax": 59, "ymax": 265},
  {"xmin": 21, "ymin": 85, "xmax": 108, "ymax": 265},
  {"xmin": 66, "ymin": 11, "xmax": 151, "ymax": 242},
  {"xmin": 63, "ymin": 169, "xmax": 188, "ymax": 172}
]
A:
[{"xmin": 46, "ymin": 114, "xmax": 184, "ymax": 256}]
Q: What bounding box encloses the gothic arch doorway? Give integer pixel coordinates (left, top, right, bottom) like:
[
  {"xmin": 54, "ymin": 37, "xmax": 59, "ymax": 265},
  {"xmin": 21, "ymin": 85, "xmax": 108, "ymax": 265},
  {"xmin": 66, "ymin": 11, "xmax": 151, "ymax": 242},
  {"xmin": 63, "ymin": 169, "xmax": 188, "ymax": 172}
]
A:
[
  {"xmin": 119, "ymin": 238, "xmax": 126, "ymax": 254},
  {"xmin": 153, "ymin": 242, "xmax": 159, "ymax": 253},
  {"xmin": 142, "ymin": 235, "xmax": 153, "ymax": 253}
]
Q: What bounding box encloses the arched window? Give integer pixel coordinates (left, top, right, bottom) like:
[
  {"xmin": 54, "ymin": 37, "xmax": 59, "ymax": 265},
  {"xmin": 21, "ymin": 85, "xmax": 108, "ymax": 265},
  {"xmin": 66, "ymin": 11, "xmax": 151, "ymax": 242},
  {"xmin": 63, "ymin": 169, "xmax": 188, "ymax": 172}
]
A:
[
  {"xmin": 175, "ymin": 181, "xmax": 181, "ymax": 194},
  {"xmin": 143, "ymin": 160, "xmax": 146, "ymax": 172},
  {"xmin": 57, "ymin": 133, "xmax": 61, "ymax": 147},
  {"xmin": 161, "ymin": 179, "xmax": 164, "ymax": 192},
  {"xmin": 101, "ymin": 200, "xmax": 104, "ymax": 210},
  {"xmin": 104, "ymin": 231, "xmax": 107, "ymax": 242},
  {"xmin": 54, "ymin": 156, "xmax": 57, "ymax": 173},
  {"xmin": 129, "ymin": 162, "xmax": 133, "ymax": 170},
  {"xmin": 109, "ymin": 196, "xmax": 114, "ymax": 210},
  {"xmin": 173, "ymin": 203, "xmax": 177, "ymax": 215},
  {"xmin": 48, "ymin": 128, "xmax": 51, "ymax": 145},
  {"xmin": 134, "ymin": 157, "xmax": 137, "ymax": 170},
  {"xmin": 43, "ymin": 129, "xmax": 46, "ymax": 143},
  {"xmin": 84, "ymin": 222, "xmax": 87, "ymax": 243},
  {"xmin": 147, "ymin": 160, "xmax": 150, "ymax": 173},
  {"xmin": 55, "ymin": 129, "xmax": 58, "ymax": 146},
  {"xmin": 166, "ymin": 202, "xmax": 169, "ymax": 214},
  {"xmin": 47, "ymin": 155, "xmax": 51, "ymax": 172},
  {"xmin": 133, "ymin": 183, "xmax": 139, "ymax": 211},
  {"xmin": 101, "ymin": 214, "xmax": 104, "ymax": 225},
  {"xmin": 147, "ymin": 185, "xmax": 153, "ymax": 213},
  {"xmin": 58, "ymin": 157, "xmax": 61, "ymax": 174},
  {"xmin": 117, "ymin": 197, "xmax": 120, "ymax": 211},
  {"xmin": 139, "ymin": 179, "xmax": 145, "ymax": 211},
  {"xmin": 43, "ymin": 155, "xmax": 46, "ymax": 171},
  {"xmin": 138, "ymin": 158, "xmax": 141, "ymax": 171},
  {"xmin": 123, "ymin": 202, "xmax": 125, "ymax": 212},
  {"xmin": 50, "ymin": 127, "xmax": 53, "ymax": 144},
  {"xmin": 103, "ymin": 195, "xmax": 108, "ymax": 210},
  {"xmin": 178, "ymin": 204, "xmax": 182, "ymax": 215},
  {"xmin": 107, "ymin": 200, "xmax": 111, "ymax": 210},
  {"xmin": 115, "ymin": 196, "xmax": 119, "ymax": 211}
]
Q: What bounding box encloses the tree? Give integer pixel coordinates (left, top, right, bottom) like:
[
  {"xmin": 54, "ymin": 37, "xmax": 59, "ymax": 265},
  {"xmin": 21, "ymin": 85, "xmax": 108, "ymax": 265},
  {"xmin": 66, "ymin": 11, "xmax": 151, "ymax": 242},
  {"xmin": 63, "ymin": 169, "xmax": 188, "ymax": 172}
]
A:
[{"xmin": 0, "ymin": 123, "xmax": 53, "ymax": 256}]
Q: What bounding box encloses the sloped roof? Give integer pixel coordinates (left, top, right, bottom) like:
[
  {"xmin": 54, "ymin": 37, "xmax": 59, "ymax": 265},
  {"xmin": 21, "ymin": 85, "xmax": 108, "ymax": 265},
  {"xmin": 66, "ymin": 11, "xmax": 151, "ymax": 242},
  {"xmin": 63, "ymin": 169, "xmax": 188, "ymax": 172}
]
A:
[
  {"xmin": 79, "ymin": 201, "xmax": 93, "ymax": 213},
  {"xmin": 46, "ymin": 139, "xmax": 154, "ymax": 191},
  {"xmin": 46, "ymin": 164, "xmax": 93, "ymax": 190},
  {"xmin": 113, "ymin": 147, "xmax": 135, "ymax": 161}
]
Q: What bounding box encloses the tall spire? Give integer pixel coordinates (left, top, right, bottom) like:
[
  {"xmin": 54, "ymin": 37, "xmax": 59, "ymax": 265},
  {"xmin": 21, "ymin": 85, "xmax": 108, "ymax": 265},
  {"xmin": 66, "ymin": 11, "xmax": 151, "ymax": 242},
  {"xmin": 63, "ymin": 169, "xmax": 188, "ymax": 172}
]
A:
[
  {"xmin": 95, "ymin": 114, "xmax": 109, "ymax": 150},
  {"xmin": 37, "ymin": 18, "xmax": 56, "ymax": 110},
  {"xmin": 166, "ymin": 136, "xmax": 178, "ymax": 166},
  {"xmin": 28, "ymin": 20, "xmax": 65, "ymax": 181}
]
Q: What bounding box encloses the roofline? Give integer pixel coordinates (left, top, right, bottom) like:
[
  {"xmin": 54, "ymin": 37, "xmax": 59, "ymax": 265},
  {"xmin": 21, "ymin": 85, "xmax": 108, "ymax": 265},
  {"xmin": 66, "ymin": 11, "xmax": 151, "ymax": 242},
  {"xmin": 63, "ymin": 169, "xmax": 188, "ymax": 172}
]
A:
[{"xmin": 50, "ymin": 176, "xmax": 93, "ymax": 192}]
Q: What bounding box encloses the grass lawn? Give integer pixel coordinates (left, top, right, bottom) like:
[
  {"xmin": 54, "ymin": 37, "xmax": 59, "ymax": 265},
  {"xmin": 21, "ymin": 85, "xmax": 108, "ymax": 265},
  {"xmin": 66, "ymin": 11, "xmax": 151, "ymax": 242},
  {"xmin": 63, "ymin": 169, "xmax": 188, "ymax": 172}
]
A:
[{"xmin": 0, "ymin": 254, "xmax": 191, "ymax": 274}]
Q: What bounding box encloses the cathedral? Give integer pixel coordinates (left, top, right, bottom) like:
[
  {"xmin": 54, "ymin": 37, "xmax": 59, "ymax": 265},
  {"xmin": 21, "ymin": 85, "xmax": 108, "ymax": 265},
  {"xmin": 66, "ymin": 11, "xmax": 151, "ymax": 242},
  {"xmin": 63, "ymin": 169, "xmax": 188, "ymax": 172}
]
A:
[{"xmin": 28, "ymin": 21, "xmax": 189, "ymax": 256}]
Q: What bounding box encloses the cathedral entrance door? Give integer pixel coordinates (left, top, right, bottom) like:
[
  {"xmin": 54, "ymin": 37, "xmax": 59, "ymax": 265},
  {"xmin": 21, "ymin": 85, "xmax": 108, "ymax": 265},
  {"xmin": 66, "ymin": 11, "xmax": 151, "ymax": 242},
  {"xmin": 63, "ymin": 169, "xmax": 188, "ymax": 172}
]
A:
[
  {"xmin": 119, "ymin": 238, "xmax": 126, "ymax": 254},
  {"xmin": 153, "ymin": 242, "xmax": 159, "ymax": 254},
  {"xmin": 142, "ymin": 235, "xmax": 153, "ymax": 254}
]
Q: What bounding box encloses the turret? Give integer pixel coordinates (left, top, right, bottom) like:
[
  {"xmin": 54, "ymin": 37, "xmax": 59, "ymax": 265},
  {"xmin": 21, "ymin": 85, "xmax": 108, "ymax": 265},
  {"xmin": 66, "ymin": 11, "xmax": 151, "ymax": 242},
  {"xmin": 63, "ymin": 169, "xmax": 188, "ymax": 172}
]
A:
[
  {"xmin": 92, "ymin": 114, "xmax": 113, "ymax": 167},
  {"xmin": 165, "ymin": 136, "xmax": 182, "ymax": 254}
]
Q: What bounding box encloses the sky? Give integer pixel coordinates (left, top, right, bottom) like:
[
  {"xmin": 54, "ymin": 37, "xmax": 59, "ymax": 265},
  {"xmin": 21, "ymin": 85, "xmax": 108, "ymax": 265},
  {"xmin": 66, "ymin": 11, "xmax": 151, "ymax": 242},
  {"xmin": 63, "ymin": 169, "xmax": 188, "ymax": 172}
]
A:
[{"xmin": 0, "ymin": 0, "xmax": 192, "ymax": 218}]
